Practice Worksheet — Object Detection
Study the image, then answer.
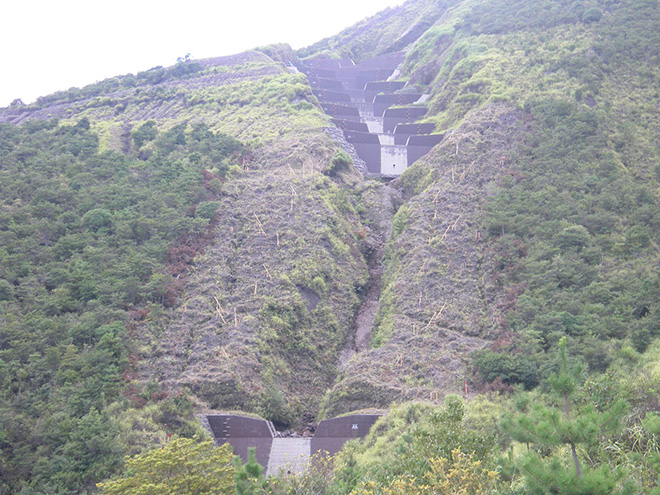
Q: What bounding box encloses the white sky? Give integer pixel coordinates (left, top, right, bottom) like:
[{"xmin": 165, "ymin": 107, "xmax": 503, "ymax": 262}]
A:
[{"xmin": 1, "ymin": 0, "xmax": 406, "ymax": 107}]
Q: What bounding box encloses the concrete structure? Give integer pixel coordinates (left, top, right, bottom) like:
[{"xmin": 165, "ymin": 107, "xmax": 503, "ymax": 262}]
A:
[
  {"xmin": 207, "ymin": 414, "xmax": 381, "ymax": 476},
  {"xmin": 301, "ymin": 53, "xmax": 443, "ymax": 176},
  {"xmin": 358, "ymin": 52, "xmax": 406, "ymax": 69},
  {"xmin": 382, "ymin": 107, "xmax": 428, "ymax": 133},
  {"xmin": 394, "ymin": 123, "xmax": 436, "ymax": 144},
  {"xmin": 207, "ymin": 415, "xmax": 275, "ymax": 468},
  {"xmin": 313, "ymin": 89, "xmax": 352, "ymax": 103},
  {"xmin": 267, "ymin": 438, "xmax": 310, "ymax": 476},
  {"xmin": 372, "ymin": 93, "xmax": 423, "ymax": 117},
  {"xmin": 308, "ymin": 77, "xmax": 344, "ymax": 90},
  {"xmin": 331, "ymin": 118, "xmax": 370, "ymax": 133},
  {"xmin": 311, "ymin": 415, "xmax": 382, "ymax": 457},
  {"xmin": 303, "ymin": 68, "xmax": 336, "ymax": 79},
  {"xmin": 321, "ymin": 103, "xmax": 361, "ymax": 121},
  {"xmin": 304, "ymin": 59, "xmax": 355, "ymax": 70},
  {"xmin": 381, "ymin": 145, "xmax": 408, "ymax": 175},
  {"xmin": 407, "ymin": 134, "xmax": 445, "ymax": 166},
  {"xmin": 364, "ymin": 80, "xmax": 407, "ymax": 102},
  {"xmin": 345, "ymin": 131, "xmax": 382, "ymax": 174}
]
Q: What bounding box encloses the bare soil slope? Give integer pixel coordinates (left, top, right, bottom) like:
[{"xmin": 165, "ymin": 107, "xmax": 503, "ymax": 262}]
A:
[{"xmin": 321, "ymin": 104, "xmax": 525, "ymax": 416}]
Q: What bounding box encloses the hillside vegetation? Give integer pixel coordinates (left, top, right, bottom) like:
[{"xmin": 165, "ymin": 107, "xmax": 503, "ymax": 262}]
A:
[
  {"xmin": 0, "ymin": 49, "xmax": 374, "ymax": 493},
  {"xmin": 1, "ymin": 0, "xmax": 660, "ymax": 493},
  {"xmin": 309, "ymin": 0, "xmax": 660, "ymax": 417}
]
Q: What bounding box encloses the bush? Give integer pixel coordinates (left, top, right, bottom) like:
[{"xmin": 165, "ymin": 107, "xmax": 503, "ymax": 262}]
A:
[
  {"xmin": 325, "ymin": 150, "xmax": 352, "ymax": 176},
  {"xmin": 131, "ymin": 120, "xmax": 158, "ymax": 147},
  {"xmin": 554, "ymin": 224, "xmax": 591, "ymax": 252},
  {"xmin": 582, "ymin": 8, "xmax": 603, "ymax": 23},
  {"xmin": 195, "ymin": 201, "xmax": 222, "ymax": 220},
  {"xmin": 82, "ymin": 208, "xmax": 112, "ymax": 231},
  {"xmin": 0, "ymin": 278, "xmax": 13, "ymax": 301},
  {"xmin": 473, "ymin": 350, "xmax": 539, "ymax": 389}
]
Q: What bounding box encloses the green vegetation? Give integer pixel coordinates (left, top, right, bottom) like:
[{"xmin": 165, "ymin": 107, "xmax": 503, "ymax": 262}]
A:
[
  {"xmin": 2, "ymin": 0, "xmax": 660, "ymax": 492},
  {"xmin": 97, "ymin": 438, "xmax": 235, "ymax": 495},
  {"xmin": 231, "ymin": 341, "xmax": 660, "ymax": 494},
  {"xmin": 395, "ymin": 0, "xmax": 660, "ymax": 379},
  {"xmin": 502, "ymin": 338, "xmax": 631, "ymax": 494},
  {"xmin": 0, "ymin": 118, "xmax": 244, "ymax": 493},
  {"xmin": 298, "ymin": 0, "xmax": 457, "ymax": 62}
]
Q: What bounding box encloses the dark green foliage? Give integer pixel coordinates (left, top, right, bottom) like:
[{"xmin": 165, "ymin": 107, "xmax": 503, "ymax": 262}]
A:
[
  {"xmin": 0, "ymin": 279, "xmax": 13, "ymax": 301},
  {"xmin": 82, "ymin": 208, "xmax": 112, "ymax": 231},
  {"xmin": 3, "ymin": 0, "xmax": 660, "ymax": 492},
  {"xmin": 582, "ymin": 7, "xmax": 603, "ymax": 23},
  {"xmin": 0, "ymin": 120, "xmax": 245, "ymax": 494},
  {"xmin": 131, "ymin": 120, "xmax": 157, "ymax": 147},
  {"xmin": 473, "ymin": 349, "xmax": 538, "ymax": 389},
  {"xmin": 502, "ymin": 338, "xmax": 633, "ymax": 494},
  {"xmin": 195, "ymin": 201, "xmax": 222, "ymax": 220},
  {"xmin": 483, "ymin": 95, "xmax": 660, "ymax": 368},
  {"xmin": 325, "ymin": 150, "xmax": 352, "ymax": 177},
  {"xmin": 235, "ymin": 447, "xmax": 267, "ymax": 494}
]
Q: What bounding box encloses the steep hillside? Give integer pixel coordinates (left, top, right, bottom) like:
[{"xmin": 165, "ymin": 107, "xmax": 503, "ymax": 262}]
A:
[
  {"xmin": 0, "ymin": 48, "xmax": 380, "ymax": 492},
  {"xmin": 394, "ymin": 0, "xmax": 660, "ymax": 378},
  {"xmin": 302, "ymin": 0, "xmax": 660, "ymax": 416},
  {"xmin": 298, "ymin": 0, "xmax": 457, "ymax": 62},
  {"xmin": 2, "ymin": 0, "xmax": 660, "ymax": 492},
  {"xmin": 322, "ymin": 103, "xmax": 524, "ymax": 415},
  {"xmin": 138, "ymin": 145, "xmax": 375, "ymax": 427}
]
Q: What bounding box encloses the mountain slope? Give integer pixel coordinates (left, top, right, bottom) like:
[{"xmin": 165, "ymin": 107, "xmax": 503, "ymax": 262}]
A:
[{"xmin": 1, "ymin": 0, "xmax": 660, "ymax": 492}]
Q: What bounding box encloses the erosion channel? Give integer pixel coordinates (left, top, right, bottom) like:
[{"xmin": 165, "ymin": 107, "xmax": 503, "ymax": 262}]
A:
[{"xmin": 339, "ymin": 183, "xmax": 401, "ymax": 367}]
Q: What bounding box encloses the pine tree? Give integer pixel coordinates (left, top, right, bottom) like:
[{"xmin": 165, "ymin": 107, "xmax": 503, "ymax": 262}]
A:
[
  {"xmin": 235, "ymin": 447, "xmax": 267, "ymax": 495},
  {"xmin": 502, "ymin": 337, "xmax": 634, "ymax": 494}
]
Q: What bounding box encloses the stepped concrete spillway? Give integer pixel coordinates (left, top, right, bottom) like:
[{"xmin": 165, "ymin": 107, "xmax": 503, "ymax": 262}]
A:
[
  {"xmin": 301, "ymin": 52, "xmax": 444, "ymax": 177},
  {"xmin": 208, "ymin": 414, "xmax": 381, "ymax": 476},
  {"xmin": 267, "ymin": 438, "xmax": 310, "ymax": 476}
]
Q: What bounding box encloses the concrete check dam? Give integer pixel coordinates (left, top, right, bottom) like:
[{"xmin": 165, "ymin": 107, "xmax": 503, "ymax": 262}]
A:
[
  {"xmin": 207, "ymin": 414, "xmax": 381, "ymax": 476},
  {"xmin": 300, "ymin": 52, "xmax": 444, "ymax": 177}
]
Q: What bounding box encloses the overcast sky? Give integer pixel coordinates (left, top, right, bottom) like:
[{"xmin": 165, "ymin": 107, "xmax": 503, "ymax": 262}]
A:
[{"xmin": 1, "ymin": 0, "xmax": 406, "ymax": 107}]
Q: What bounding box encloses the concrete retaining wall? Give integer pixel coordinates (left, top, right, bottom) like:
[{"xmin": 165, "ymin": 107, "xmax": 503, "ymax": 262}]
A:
[
  {"xmin": 309, "ymin": 77, "xmax": 344, "ymax": 90},
  {"xmin": 373, "ymin": 93, "xmax": 422, "ymax": 116},
  {"xmin": 383, "ymin": 107, "xmax": 428, "ymax": 133},
  {"xmin": 207, "ymin": 415, "xmax": 275, "ymax": 468},
  {"xmin": 394, "ymin": 123, "xmax": 436, "ymax": 144},
  {"xmin": 321, "ymin": 103, "xmax": 361, "ymax": 121},
  {"xmin": 207, "ymin": 414, "xmax": 381, "ymax": 474},
  {"xmin": 332, "ymin": 119, "xmax": 370, "ymax": 133},
  {"xmin": 313, "ymin": 89, "xmax": 352, "ymax": 103},
  {"xmin": 381, "ymin": 145, "xmax": 408, "ymax": 175},
  {"xmin": 311, "ymin": 415, "xmax": 381, "ymax": 457}
]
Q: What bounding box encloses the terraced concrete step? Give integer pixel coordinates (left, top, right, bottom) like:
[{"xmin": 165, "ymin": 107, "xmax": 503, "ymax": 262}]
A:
[
  {"xmin": 266, "ymin": 438, "xmax": 311, "ymax": 477},
  {"xmin": 364, "ymin": 118, "xmax": 384, "ymax": 133},
  {"xmin": 378, "ymin": 134, "xmax": 395, "ymax": 145},
  {"xmin": 381, "ymin": 145, "xmax": 408, "ymax": 176}
]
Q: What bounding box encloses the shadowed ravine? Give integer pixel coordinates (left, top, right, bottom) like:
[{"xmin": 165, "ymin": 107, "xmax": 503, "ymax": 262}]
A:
[{"xmin": 339, "ymin": 182, "xmax": 401, "ymax": 367}]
